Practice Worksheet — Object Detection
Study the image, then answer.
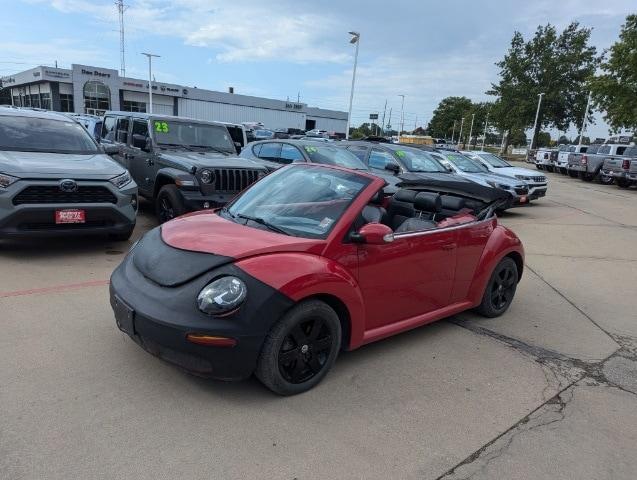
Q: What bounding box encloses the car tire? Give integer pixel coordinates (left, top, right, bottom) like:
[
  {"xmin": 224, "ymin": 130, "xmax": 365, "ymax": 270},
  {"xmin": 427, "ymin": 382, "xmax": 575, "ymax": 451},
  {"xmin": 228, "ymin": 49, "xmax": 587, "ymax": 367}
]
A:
[
  {"xmin": 581, "ymin": 172, "xmax": 594, "ymax": 182},
  {"xmin": 616, "ymin": 179, "xmax": 630, "ymax": 189},
  {"xmin": 598, "ymin": 174, "xmax": 614, "ymax": 185},
  {"xmin": 568, "ymin": 170, "xmax": 578, "ymax": 178},
  {"xmin": 155, "ymin": 184, "xmax": 186, "ymax": 224},
  {"xmin": 546, "ymin": 165, "xmax": 554, "ymax": 173},
  {"xmin": 255, "ymin": 300, "xmax": 342, "ymax": 396},
  {"xmin": 108, "ymin": 226, "xmax": 135, "ymax": 241},
  {"xmin": 475, "ymin": 257, "xmax": 518, "ymax": 318},
  {"xmin": 536, "ymin": 164, "xmax": 543, "ymax": 170}
]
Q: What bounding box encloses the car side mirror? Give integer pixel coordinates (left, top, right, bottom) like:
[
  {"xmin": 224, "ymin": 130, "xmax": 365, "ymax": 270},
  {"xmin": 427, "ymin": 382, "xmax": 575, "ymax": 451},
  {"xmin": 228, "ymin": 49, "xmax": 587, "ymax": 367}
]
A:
[
  {"xmin": 234, "ymin": 141, "xmax": 242, "ymax": 149},
  {"xmin": 351, "ymin": 223, "xmax": 394, "ymax": 245},
  {"xmin": 103, "ymin": 144, "xmax": 119, "ymax": 155},
  {"xmin": 132, "ymin": 134, "xmax": 151, "ymax": 152},
  {"xmin": 385, "ymin": 162, "xmax": 400, "ymax": 174}
]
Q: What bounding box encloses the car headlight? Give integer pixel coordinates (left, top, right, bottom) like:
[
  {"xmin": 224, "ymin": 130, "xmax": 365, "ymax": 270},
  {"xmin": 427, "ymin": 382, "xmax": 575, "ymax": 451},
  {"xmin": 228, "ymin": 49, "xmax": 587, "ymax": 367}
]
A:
[
  {"xmin": 200, "ymin": 169, "xmax": 214, "ymax": 184},
  {"xmin": 487, "ymin": 180, "xmax": 511, "ymax": 190},
  {"xmin": 0, "ymin": 173, "xmax": 18, "ymax": 188},
  {"xmin": 109, "ymin": 171, "xmax": 132, "ymax": 189},
  {"xmin": 197, "ymin": 276, "xmax": 247, "ymax": 315},
  {"xmin": 514, "ymin": 175, "xmax": 530, "ymax": 181}
]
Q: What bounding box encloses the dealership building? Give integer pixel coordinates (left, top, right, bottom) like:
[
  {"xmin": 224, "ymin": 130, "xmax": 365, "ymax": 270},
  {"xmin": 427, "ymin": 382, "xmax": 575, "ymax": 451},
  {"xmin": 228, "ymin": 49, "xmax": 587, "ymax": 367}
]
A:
[{"xmin": 0, "ymin": 64, "xmax": 348, "ymax": 133}]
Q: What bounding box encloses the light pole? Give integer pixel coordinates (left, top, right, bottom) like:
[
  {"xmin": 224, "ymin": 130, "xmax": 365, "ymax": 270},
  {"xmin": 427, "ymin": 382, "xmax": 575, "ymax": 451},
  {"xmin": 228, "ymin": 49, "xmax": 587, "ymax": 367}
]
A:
[
  {"xmin": 578, "ymin": 91, "xmax": 592, "ymax": 147},
  {"xmin": 345, "ymin": 31, "xmax": 360, "ymax": 140},
  {"xmin": 467, "ymin": 114, "xmax": 475, "ymax": 150},
  {"xmin": 481, "ymin": 111, "xmax": 490, "ymax": 150},
  {"xmin": 526, "ymin": 92, "xmax": 544, "ymax": 162},
  {"xmin": 141, "ymin": 52, "xmax": 160, "ymax": 114},
  {"xmin": 398, "ymin": 94, "xmax": 405, "ymax": 140},
  {"xmin": 457, "ymin": 117, "xmax": 465, "ymax": 149},
  {"xmin": 451, "ymin": 120, "xmax": 456, "ymax": 143}
]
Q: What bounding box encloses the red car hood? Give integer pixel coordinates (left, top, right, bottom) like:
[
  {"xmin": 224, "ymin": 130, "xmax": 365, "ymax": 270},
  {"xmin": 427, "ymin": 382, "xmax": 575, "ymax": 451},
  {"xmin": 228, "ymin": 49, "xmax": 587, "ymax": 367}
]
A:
[{"xmin": 161, "ymin": 210, "xmax": 326, "ymax": 259}]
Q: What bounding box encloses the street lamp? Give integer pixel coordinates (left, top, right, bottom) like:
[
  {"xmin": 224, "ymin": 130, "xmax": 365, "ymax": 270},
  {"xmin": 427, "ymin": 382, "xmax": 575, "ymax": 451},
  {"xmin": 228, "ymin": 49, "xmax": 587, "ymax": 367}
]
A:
[
  {"xmin": 467, "ymin": 114, "xmax": 475, "ymax": 150},
  {"xmin": 398, "ymin": 94, "xmax": 405, "ymax": 140},
  {"xmin": 578, "ymin": 91, "xmax": 592, "ymax": 147},
  {"xmin": 141, "ymin": 52, "xmax": 160, "ymax": 114},
  {"xmin": 526, "ymin": 92, "xmax": 544, "ymax": 162},
  {"xmin": 481, "ymin": 111, "xmax": 490, "ymax": 151},
  {"xmin": 451, "ymin": 120, "xmax": 456, "ymax": 143},
  {"xmin": 457, "ymin": 117, "xmax": 465, "ymax": 149},
  {"xmin": 345, "ymin": 31, "xmax": 360, "ymax": 140}
]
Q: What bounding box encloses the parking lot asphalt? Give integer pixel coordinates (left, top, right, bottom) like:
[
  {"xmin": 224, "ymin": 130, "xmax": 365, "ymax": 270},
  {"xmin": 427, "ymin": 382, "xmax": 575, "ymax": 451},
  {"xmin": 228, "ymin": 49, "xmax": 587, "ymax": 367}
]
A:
[{"xmin": 2, "ymin": 164, "xmax": 636, "ymax": 480}]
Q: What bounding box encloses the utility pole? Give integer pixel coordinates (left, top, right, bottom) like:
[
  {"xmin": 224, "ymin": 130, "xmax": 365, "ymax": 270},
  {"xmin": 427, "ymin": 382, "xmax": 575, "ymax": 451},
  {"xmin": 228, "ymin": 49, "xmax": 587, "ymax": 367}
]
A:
[
  {"xmin": 481, "ymin": 111, "xmax": 490, "ymax": 150},
  {"xmin": 387, "ymin": 108, "xmax": 392, "ymax": 134},
  {"xmin": 457, "ymin": 117, "xmax": 465, "ymax": 149},
  {"xmin": 451, "ymin": 120, "xmax": 456, "ymax": 143},
  {"xmin": 116, "ymin": 0, "xmax": 127, "ymax": 77},
  {"xmin": 398, "ymin": 94, "xmax": 405, "ymax": 140},
  {"xmin": 578, "ymin": 91, "xmax": 592, "ymax": 147},
  {"xmin": 467, "ymin": 114, "xmax": 475, "ymax": 150},
  {"xmin": 141, "ymin": 52, "xmax": 160, "ymax": 113},
  {"xmin": 526, "ymin": 92, "xmax": 544, "ymax": 162},
  {"xmin": 414, "ymin": 115, "xmax": 418, "ymax": 131},
  {"xmin": 380, "ymin": 99, "xmax": 387, "ymax": 136},
  {"xmin": 345, "ymin": 31, "xmax": 360, "ymax": 140}
]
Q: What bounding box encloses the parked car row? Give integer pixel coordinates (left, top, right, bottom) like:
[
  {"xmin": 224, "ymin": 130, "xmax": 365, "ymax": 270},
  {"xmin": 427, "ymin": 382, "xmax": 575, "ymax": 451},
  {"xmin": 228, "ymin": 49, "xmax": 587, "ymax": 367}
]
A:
[
  {"xmin": 0, "ymin": 106, "xmax": 549, "ymax": 241},
  {"xmin": 536, "ymin": 139, "xmax": 637, "ymax": 189}
]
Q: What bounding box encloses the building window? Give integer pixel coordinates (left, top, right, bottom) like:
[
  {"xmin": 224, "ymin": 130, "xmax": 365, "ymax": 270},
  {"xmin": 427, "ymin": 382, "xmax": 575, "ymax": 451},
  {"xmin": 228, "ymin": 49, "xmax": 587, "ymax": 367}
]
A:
[
  {"xmin": 40, "ymin": 93, "xmax": 51, "ymax": 110},
  {"xmin": 122, "ymin": 100, "xmax": 146, "ymax": 113},
  {"xmin": 60, "ymin": 94, "xmax": 74, "ymax": 112},
  {"xmin": 83, "ymin": 80, "xmax": 111, "ymax": 115}
]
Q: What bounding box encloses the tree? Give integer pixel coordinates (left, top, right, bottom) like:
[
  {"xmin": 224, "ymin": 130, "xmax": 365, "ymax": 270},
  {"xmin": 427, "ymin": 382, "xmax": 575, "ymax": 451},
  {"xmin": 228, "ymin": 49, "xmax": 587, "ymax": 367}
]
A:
[
  {"xmin": 427, "ymin": 96, "xmax": 473, "ymax": 139},
  {"xmin": 573, "ymin": 135, "xmax": 590, "ymax": 145},
  {"xmin": 508, "ymin": 128, "xmax": 527, "ymax": 147},
  {"xmin": 489, "ymin": 22, "xmax": 599, "ymax": 151},
  {"xmin": 536, "ymin": 131, "xmax": 552, "ymax": 148},
  {"xmin": 590, "ymin": 14, "xmax": 637, "ymax": 133},
  {"xmin": 558, "ymin": 135, "xmax": 572, "ymax": 145},
  {"xmin": 349, "ymin": 122, "xmax": 373, "ymax": 139}
]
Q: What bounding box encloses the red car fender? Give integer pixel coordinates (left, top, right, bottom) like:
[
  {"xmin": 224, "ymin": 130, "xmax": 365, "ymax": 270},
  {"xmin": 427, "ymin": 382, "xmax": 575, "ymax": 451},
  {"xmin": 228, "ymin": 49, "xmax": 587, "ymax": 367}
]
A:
[
  {"xmin": 466, "ymin": 225, "xmax": 525, "ymax": 306},
  {"xmin": 235, "ymin": 253, "xmax": 366, "ymax": 349}
]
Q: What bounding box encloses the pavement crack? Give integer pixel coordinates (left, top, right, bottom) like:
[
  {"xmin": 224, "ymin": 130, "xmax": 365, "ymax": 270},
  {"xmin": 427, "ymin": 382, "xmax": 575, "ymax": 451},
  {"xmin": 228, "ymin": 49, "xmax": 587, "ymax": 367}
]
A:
[{"xmin": 524, "ymin": 264, "xmax": 619, "ymax": 345}]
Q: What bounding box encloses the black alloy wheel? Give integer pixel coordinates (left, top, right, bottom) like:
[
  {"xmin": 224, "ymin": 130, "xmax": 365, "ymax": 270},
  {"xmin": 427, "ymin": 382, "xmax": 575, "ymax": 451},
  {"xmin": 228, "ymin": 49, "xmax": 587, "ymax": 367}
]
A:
[
  {"xmin": 278, "ymin": 318, "xmax": 333, "ymax": 384},
  {"xmin": 476, "ymin": 257, "xmax": 518, "ymax": 318},
  {"xmin": 256, "ymin": 300, "xmax": 341, "ymax": 395},
  {"xmin": 155, "ymin": 184, "xmax": 186, "ymax": 224}
]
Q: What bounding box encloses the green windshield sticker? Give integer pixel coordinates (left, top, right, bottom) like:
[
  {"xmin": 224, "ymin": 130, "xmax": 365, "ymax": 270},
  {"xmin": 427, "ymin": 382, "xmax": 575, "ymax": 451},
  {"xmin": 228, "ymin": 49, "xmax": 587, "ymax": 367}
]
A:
[
  {"xmin": 304, "ymin": 146, "xmax": 318, "ymax": 153},
  {"xmin": 154, "ymin": 121, "xmax": 169, "ymax": 133},
  {"xmin": 395, "ymin": 150, "xmax": 406, "ymax": 158}
]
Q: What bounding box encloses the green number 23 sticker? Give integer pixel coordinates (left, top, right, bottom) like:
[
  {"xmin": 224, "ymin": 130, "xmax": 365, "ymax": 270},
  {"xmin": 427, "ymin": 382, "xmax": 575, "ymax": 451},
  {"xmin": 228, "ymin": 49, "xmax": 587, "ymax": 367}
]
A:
[{"xmin": 154, "ymin": 121, "xmax": 169, "ymax": 133}]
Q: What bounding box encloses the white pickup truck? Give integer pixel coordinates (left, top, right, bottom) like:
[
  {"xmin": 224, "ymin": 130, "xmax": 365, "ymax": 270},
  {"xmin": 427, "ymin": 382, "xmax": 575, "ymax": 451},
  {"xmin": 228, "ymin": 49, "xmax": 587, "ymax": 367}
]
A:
[
  {"xmin": 556, "ymin": 145, "xmax": 588, "ymax": 174},
  {"xmin": 535, "ymin": 148, "xmax": 559, "ymax": 172}
]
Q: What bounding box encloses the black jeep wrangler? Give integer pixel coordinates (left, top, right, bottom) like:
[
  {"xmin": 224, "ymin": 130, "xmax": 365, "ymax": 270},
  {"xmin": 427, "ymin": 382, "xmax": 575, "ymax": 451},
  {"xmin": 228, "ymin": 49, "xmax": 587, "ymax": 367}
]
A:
[{"xmin": 100, "ymin": 112, "xmax": 266, "ymax": 223}]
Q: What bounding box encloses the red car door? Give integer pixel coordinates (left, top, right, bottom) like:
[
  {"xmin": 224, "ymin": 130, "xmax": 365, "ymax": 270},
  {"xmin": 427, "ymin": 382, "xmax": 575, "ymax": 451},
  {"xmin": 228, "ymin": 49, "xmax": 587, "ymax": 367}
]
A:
[{"xmin": 356, "ymin": 228, "xmax": 457, "ymax": 332}]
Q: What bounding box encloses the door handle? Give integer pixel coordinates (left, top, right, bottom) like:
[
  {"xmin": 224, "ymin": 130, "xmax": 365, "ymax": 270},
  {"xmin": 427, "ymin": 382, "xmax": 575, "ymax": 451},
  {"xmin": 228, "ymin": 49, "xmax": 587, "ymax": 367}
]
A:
[{"xmin": 442, "ymin": 243, "xmax": 456, "ymax": 250}]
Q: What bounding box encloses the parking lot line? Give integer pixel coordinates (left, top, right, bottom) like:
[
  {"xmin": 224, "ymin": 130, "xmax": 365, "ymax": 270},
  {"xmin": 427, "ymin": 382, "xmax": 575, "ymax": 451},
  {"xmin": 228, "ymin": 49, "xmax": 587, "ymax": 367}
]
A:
[{"xmin": 0, "ymin": 279, "xmax": 109, "ymax": 298}]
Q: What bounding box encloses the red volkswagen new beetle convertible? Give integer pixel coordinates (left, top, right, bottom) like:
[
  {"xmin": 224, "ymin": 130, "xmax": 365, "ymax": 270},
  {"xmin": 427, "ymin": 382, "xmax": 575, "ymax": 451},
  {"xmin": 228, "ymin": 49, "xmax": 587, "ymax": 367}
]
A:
[{"xmin": 110, "ymin": 164, "xmax": 524, "ymax": 395}]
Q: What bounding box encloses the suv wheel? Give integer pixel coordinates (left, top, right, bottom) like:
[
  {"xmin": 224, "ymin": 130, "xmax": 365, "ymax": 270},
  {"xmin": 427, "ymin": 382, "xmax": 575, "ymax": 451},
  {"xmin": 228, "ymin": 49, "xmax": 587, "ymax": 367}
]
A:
[{"xmin": 156, "ymin": 184, "xmax": 186, "ymax": 224}]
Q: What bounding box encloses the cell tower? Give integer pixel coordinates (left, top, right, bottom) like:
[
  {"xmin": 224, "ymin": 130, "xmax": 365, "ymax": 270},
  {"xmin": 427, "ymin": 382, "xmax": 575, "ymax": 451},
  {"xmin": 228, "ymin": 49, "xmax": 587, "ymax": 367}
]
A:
[{"xmin": 116, "ymin": 0, "xmax": 127, "ymax": 76}]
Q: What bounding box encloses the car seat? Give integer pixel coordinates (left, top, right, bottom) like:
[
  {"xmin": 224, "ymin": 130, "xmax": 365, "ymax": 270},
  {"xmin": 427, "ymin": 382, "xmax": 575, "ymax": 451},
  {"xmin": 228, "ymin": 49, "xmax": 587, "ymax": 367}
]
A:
[
  {"xmin": 394, "ymin": 192, "xmax": 440, "ymax": 233},
  {"xmin": 439, "ymin": 195, "xmax": 466, "ymax": 217},
  {"xmin": 386, "ymin": 189, "xmax": 417, "ymax": 230}
]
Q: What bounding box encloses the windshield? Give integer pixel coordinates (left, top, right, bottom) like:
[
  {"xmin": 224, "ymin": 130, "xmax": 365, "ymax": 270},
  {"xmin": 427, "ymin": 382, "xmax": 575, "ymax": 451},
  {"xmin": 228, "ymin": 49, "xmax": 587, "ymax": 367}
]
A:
[
  {"xmin": 0, "ymin": 115, "xmax": 99, "ymax": 154},
  {"xmin": 392, "ymin": 148, "xmax": 448, "ymax": 172},
  {"xmin": 152, "ymin": 120, "xmax": 235, "ymax": 152},
  {"xmin": 476, "ymin": 152, "xmax": 511, "ymax": 168},
  {"xmin": 445, "ymin": 153, "xmax": 489, "ymax": 173},
  {"xmin": 303, "ymin": 145, "xmax": 367, "ymax": 169},
  {"xmin": 254, "ymin": 129, "xmax": 274, "ymax": 138},
  {"xmin": 225, "ymin": 165, "xmax": 371, "ymax": 239}
]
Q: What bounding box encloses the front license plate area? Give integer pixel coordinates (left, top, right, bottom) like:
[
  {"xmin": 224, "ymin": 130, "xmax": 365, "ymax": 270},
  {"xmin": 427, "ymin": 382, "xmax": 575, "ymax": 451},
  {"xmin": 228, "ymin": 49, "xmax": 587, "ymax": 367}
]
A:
[
  {"xmin": 55, "ymin": 209, "xmax": 86, "ymax": 224},
  {"xmin": 113, "ymin": 295, "xmax": 135, "ymax": 335}
]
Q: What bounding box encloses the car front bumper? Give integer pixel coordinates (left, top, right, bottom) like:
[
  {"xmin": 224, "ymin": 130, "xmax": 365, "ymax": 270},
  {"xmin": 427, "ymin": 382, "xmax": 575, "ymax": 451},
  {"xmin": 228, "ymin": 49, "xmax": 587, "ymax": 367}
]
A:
[
  {"xmin": 109, "ymin": 239, "xmax": 294, "ymax": 380},
  {"xmin": 179, "ymin": 189, "xmax": 240, "ymax": 211},
  {"xmin": 0, "ymin": 179, "xmax": 137, "ymax": 238}
]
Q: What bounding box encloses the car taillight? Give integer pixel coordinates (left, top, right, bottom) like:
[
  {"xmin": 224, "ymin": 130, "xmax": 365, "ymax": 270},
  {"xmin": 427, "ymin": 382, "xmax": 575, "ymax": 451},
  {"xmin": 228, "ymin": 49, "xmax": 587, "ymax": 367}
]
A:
[
  {"xmin": 622, "ymin": 159, "xmax": 630, "ymax": 170},
  {"xmin": 581, "ymin": 155, "xmax": 587, "ymax": 165}
]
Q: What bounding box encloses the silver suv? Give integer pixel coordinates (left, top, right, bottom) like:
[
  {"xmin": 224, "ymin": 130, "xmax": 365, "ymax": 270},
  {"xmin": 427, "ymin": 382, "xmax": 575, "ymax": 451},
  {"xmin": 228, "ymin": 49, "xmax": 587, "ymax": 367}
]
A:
[{"xmin": 0, "ymin": 109, "xmax": 137, "ymax": 240}]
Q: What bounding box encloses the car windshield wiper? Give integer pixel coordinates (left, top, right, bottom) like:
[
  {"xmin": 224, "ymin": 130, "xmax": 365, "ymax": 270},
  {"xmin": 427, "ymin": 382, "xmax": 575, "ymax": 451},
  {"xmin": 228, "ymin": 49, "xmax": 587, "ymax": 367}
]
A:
[
  {"xmin": 188, "ymin": 145, "xmax": 233, "ymax": 155},
  {"xmin": 158, "ymin": 143, "xmax": 197, "ymax": 152},
  {"xmin": 235, "ymin": 213, "xmax": 290, "ymax": 236}
]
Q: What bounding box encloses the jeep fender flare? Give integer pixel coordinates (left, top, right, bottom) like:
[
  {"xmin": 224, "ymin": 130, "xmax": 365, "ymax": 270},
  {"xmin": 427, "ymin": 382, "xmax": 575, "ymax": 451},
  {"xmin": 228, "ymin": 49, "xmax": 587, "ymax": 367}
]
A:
[{"xmin": 153, "ymin": 167, "xmax": 198, "ymax": 197}]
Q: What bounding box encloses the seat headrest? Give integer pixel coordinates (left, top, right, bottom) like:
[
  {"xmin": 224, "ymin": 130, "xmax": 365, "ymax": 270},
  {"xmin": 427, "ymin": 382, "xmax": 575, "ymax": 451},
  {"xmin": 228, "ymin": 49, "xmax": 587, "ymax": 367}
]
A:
[
  {"xmin": 369, "ymin": 189, "xmax": 384, "ymax": 205},
  {"xmin": 362, "ymin": 205, "xmax": 384, "ymax": 223},
  {"xmin": 393, "ymin": 189, "xmax": 417, "ymax": 203},
  {"xmin": 414, "ymin": 192, "xmax": 442, "ymax": 213},
  {"xmin": 440, "ymin": 195, "xmax": 465, "ymax": 210}
]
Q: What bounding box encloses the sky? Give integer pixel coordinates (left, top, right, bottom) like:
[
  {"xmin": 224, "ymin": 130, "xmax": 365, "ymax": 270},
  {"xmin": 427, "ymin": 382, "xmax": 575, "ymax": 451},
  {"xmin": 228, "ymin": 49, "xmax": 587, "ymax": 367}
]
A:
[{"xmin": 1, "ymin": 0, "xmax": 635, "ymax": 139}]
